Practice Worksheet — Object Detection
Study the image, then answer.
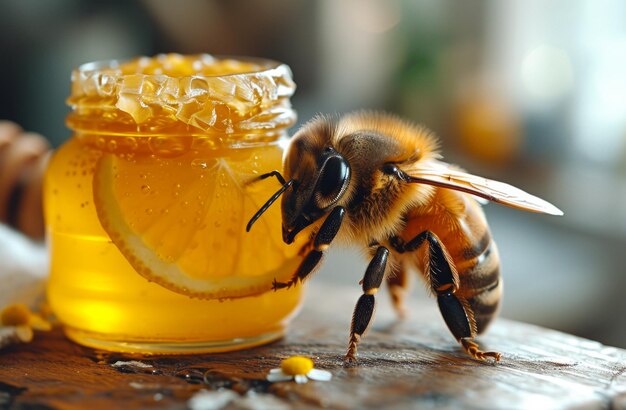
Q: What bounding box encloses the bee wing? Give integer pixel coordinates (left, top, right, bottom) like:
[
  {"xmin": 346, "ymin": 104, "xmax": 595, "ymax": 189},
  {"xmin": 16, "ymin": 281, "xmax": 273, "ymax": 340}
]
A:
[{"xmin": 408, "ymin": 161, "xmax": 563, "ymax": 216}]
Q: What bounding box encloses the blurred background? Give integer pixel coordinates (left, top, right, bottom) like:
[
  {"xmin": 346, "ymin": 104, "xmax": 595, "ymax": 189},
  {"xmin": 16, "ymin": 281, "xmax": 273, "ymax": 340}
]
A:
[{"xmin": 1, "ymin": 0, "xmax": 625, "ymax": 348}]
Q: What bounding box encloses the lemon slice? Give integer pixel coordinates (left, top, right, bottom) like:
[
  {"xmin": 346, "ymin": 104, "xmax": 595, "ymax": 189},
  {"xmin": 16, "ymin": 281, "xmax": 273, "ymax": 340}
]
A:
[{"xmin": 92, "ymin": 148, "xmax": 299, "ymax": 299}]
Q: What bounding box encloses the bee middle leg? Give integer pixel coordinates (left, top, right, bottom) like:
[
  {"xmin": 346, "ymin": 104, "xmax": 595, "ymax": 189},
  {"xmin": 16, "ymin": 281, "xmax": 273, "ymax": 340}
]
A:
[
  {"xmin": 386, "ymin": 263, "xmax": 409, "ymax": 319},
  {"xmin": 345, "ymin": 246, "xmax": 389, "ymax": 363},
  {"xmin": 272, "ymin": 206, "xmax": 345, "ymax": 290},
  {"xmin": 404, "ymin": 231, "xmax": 501, "ymax": 362}
]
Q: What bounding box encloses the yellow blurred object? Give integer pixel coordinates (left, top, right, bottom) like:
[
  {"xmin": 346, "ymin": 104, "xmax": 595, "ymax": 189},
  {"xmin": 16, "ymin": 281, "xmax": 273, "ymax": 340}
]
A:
[
  {"xmin": 0, "ymin": 303, "xmax": 31, "ymax": 326},
  {"xmin": 456, "ymin": 94, "xmax": 523, "ymax": 165},
  {"xmin": 0, "ymin": 303, "xmax": 51, "ymax": 349}
]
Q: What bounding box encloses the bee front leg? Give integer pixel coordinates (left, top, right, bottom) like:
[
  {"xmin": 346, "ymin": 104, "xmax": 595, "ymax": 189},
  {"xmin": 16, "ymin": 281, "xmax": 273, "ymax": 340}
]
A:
[
  {"xmin": 272, "ymin": 206, "xmax": 345, "ymax": 290},
  {"xmin": 345, "ymin": 246, "xmax": 389, "ymax": 364},
  {"xmin": 406, "ymin": 231, "xmax": 501, "ymax": 362}
]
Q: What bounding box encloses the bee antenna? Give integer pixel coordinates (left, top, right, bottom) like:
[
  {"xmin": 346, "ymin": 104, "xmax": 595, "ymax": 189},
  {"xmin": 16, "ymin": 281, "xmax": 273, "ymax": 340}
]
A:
[{"xmin": 246, "ymin": 179, "xmax": 294, "ymax": 232}]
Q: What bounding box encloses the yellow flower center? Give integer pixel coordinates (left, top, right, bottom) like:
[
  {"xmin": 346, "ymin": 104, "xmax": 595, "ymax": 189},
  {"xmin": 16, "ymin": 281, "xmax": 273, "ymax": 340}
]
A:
[
  {"xmin": 280, "ymin": 356, "xmax": 314, "ymax": 376},
  {"xmin": 1, "ymin": 304, "xmax": 31, "ymax": 326}
]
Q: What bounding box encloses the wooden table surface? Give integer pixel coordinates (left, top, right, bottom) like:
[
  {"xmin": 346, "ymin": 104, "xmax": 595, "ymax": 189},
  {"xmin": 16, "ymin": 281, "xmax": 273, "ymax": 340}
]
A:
[{"xmin": 1, "ymin": 282, "xmax": 626, "ymax": 410}]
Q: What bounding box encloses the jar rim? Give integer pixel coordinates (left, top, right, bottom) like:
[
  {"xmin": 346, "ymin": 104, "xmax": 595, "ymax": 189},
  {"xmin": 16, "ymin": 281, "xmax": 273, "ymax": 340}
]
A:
[
  {"xmin": 67, "ymin": 54, "xmax": 297, "ymax": 136},
  {"xmin": 76, "ymin": 54, "xmax": 287, "ymax": 80}
]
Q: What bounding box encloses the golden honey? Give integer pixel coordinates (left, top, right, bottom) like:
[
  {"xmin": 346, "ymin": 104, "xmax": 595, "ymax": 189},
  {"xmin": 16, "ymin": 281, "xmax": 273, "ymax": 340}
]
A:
[{"xmin": 45, "ymin": 55, "xmax": 304, "ymax": 353}]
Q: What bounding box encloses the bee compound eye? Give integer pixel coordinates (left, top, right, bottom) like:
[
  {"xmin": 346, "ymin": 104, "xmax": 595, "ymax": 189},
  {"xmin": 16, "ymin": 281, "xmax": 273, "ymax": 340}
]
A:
[{"xmin": 315, "ymin": 155, "xmax": 350, "ymax": 206}]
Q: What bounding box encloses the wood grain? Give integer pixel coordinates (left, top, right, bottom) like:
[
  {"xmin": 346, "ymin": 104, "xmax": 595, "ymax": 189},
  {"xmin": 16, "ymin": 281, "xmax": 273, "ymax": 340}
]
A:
[{"xmin": 1, "ymin": 282, "xmax": 625, "ymax": 410}]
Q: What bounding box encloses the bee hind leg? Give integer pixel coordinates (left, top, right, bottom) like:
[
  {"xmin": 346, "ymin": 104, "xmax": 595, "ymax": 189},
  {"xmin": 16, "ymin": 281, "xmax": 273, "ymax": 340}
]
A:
[
  {"xmin": 345, "ymin": 246, "xmax": 389, "ymax": 364},
  {"xmin": 438, "ymin": 292, "xmax": 501, "ymax": 362},
  {"xmin": 407, "ymin": 230, "xmax": 501, "ymax": 362},
  {"xmin": 461, "ymin": 338, "xmax": 501, "ymax": 361}
]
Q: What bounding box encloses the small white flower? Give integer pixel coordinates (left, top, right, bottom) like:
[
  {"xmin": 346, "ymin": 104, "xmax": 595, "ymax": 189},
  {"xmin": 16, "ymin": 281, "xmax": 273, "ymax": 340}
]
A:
[{"xmin": 267, "ymin": 356, "xmax": 332, "ymax": 384}]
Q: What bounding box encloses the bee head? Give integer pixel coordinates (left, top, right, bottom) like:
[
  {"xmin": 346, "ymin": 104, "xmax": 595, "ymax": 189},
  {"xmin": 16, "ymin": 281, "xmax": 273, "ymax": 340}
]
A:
[
  {"xmin": 245, "ymin": 115, "xmax": 353, "ymax": 244},
  {"xmin": 281, "ymin": 144, "xmax": 351, "ymax": 244}
]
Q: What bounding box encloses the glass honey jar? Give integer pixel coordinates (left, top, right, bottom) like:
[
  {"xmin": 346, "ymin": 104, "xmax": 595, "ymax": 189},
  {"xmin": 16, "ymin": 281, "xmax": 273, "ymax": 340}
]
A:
[{"xmin": 45, "ymin": 54, "xmax": 304, "ymax": 353}]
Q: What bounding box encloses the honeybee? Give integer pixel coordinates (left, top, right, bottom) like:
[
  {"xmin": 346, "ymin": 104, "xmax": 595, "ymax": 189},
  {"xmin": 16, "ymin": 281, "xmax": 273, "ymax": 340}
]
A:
[{"xmin": 247, "ymin": 112, "xmax": 562, "ymax": 363}]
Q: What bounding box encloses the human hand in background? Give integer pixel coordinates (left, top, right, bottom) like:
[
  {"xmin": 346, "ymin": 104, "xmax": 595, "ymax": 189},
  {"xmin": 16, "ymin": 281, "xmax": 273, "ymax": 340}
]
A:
[{"xmin": 0, "ymin": 121, "xmax": 50, "ymax": 240}]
